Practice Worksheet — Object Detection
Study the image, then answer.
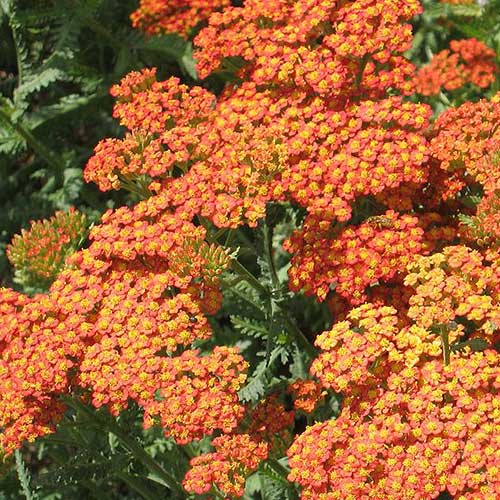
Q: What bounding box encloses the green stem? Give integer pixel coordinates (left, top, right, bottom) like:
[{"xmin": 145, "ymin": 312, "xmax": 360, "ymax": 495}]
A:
[
  {"xmin": 80, "ymin": 14, "xmax": 128, "ymax": 53},
  {"xmin": 212, "ymin": 227, "xmax": 229, "ymax": 242},
  {"xmin": 115, "ymin": 472, "xmax": 158, "ymax": 500},
  {"xmin": 230, "ymin": 258, "xmax": 269, "ymax": 296},
  {"xmin": 183, "ymin": 443, "xmax": 197, "ymax": 459},
  {"xmin": 119, "ymin": 178, "xmax": 152, "ymax": 200},
  {"xmin": 354, "ymin": 54, "xmax": 370, "ymax": 89},
  {"xmin": 199, "ymin": 216, "xmax": 317, "ymax": 359},
  {"xmin": 210, "ymin": 485, "xmax": 226, "ymax": 500},
  {"xmin": 62, "ymin": 397, "xmax": 184, "ymax": 497},
  {"xmin": 266, "ymin": 458, "xmax": 290, "ymax": 479},
  {"xmin": 230, "ymin": 249, "xmax": 316, "ymax": 360},
  {"xmin": 281, "ymin": 314, "xmax": 317, "ymax": 360},
  {"xmin": 440, "ymin": 326, "xmax": 451, "ymax": 366},
  {"xmin": 224, "ymin": 228, "xmax": 236, "ymax": 247},
  {"xmin": 106, "ymin": 426, "xmax": 184, "ymax": 496},
  {"xmin": 0, "ymin": 106, "xmax": 65, "ymax": 182},
  {"xmin": 263, "ymin": 223, "xmax": 280, "ymax": 290}
]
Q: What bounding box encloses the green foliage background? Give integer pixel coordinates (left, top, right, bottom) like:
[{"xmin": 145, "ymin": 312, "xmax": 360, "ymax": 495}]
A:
[{"xmin": 0, "ymin": 0, "xmax": 196, "ymax": 287}]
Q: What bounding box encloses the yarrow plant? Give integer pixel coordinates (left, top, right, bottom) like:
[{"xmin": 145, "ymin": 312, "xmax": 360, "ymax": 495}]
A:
[
  {"xmin": 413, "ymin": 38, "xmax": 497, "ymax": 96},
  {"xmin": 6, "ymin": 208, "xmax": 87, "ymax": 291},
  {"xmin": 1, "ymin": 0, "xmax": 500, "ymax": 498}
]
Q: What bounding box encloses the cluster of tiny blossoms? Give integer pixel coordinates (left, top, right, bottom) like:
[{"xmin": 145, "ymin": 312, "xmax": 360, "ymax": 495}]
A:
[
  {"xmin": 288, "ymin": 379, "xmax": 326, "ymax": 413},
  {"xmin": 183, "ymin": 433, "xmax": 269, "ymax": 498},
  {"xmin": 2, "ymin": 0, "xmax": 500, "ymax": 498},
  {"xmin": 405, "ymin": 246, "xmax": 500, "ymax": 341},
  {"xmin": 0, "ymin": 288, "xmax": 67, "ymax": 454},
  {"xmin": 6, "ymin": 208, "xmax": 86, "ymax": 289},
  {"xmin": 194, "ymin": 0, "xmax": 420, "ymax": 95},
  {"xmin": 430, "ymin": 92, "xmax": 500, "ymax": 199},
  {"xmin": 284, "ymin": 211, "xmax": 424, "ymax": 303},
  {"xmin": 184, "ymin": 394, "xmax": 295, "ymax": 497},
  {"xmin": 87, "ymin": 0, "xmax": 433, "ymax": 230},
  {"xmin": 413, "ymin": 38, "xmax": 497, "ymax": 96},
  {"xmin": 84, "ymin": 69, "xmax": 215, "ymax": 193},
  {"xmin": 130, "ymin": 0, "xmax": 229, "ymax": 37},
  {"xmin": 290, "ymin": 302, "xmax": 500, "ymax": 499},
  {"xmin": 0, "ymin": 200, "xmax": 247, "ymax": 453},
  {"xmin": 461, "ymin": 190, "xmax": 500, "ymax": 248}
]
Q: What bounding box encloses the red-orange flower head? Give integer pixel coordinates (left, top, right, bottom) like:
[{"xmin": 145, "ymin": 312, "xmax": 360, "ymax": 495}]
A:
[
  {"xmin": 131, "ymin": 0, "xmax": 230, "ymax": 38},
  {"xmin": 183, "ymin": 433, "xmax": 268, "ymax": 498},
  {"xmin": 430, "ymin": 92, "xmax": 500, "ymax": 200},
  {"xmin": 194, "ymin": 0, "xmax": 421, "ymax": 96},
  {"xmin": 414, "ymin": 38, "xmax": 498, "ymax": 96},
  {"xmin": 290, "ymin": 299, "xmax": 500, "ymax": 499},
  {"xmin": 289, "ymin": 348, "xmax": 500, "ymax": 499},
  {"xmin": 85, "ymin": 69, "xmax": 215, "ymax": 193},
  {"xmin": 288, "ymin": 379, "xmax": 326, "ymax": 413},
  {"xmin": 405, "ymin": 246, "xmax": 500, "ymax": 341},
  {"xmin": 285, "ymin": 211, "xmax": 424, "ymax": 303}
]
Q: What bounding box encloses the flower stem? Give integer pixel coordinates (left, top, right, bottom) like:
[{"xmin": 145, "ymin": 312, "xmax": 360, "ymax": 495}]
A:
[
  {"xmin": 62, "ymin": 397, "xmax": 184, "ymax": 497},
  {"xmin": 229, "ymin": 234, "xmax": 317, "ymax": 360},
  {"xmin": 440, "ymin": 326, "xmax": 451, "ymax": 366},
  {"xmin": 0, "ymin": 105, "xmax": 65, "ymax": 183}
]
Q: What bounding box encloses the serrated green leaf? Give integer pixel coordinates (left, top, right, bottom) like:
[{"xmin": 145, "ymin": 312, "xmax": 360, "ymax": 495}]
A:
[
  {"xmin": 23, "ymin": 94, "xmax": 98, "ymax": 131},
  {"xmin": 135, "ymin": 34, "xmax": 197, "ymax": 77},
  {"xmin": 14, "ymin": 68, "xmax": 66, "ymax": 107},
  {"xmin": 449, "ymin": 3, "xmax": 482, "ymax": 16},
  {"xmin": 231, "ymin": 315, "xmax": 269, "ymax": 338},
  {"xmin": 239, "ymin": 376, "xmax": 266, "ymax": 402},
  {"xmin": 460, "ymin": 195, "xmax": 482, "ymax": 209},
  {"xmin": 451, "ymin": 337, "xmax": 490, "ymax": 353},
  {"xmin": 238, "ymin": 347, "xmax": 284, "ymax": 402}
]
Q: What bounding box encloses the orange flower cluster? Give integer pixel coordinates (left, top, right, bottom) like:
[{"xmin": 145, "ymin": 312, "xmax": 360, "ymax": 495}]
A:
[
  {"xmin": 183, "ymin": 394, "xmax": 294, "ymax": 497},
  {"xmin": 289, "ymin": 302, "xmax": 500, "ymax": 499},
  {"xmin": 87, "ymin": 0, "xmax": 433, "ymax": 229},
  {"xmin": 286, "ymin": 88, "xmax": 500, "ymax": 496},
  {"xmin": 0, "ymin": 200, "xmax": 245, "ymax": 454},
  {"xmin": 288, "ymin": 379, "xmax": 326, "ymax": 413},
  {"xmin": 405, "ymin": 246, "xmax": 500, "ymax": 341},
  {"xmin": 143, "ymin": 347, "xmax": 248, "ymax": 443},
  {"xmin": 430, "ymin": 92, "xmax": 500, "ymax": 199},
  {"xmin": 311, "ymin": 304, "xmax": 441, "ymax": 392},
  {"xmin": 0, "ymin": 289, "xmax": 68, "ymax": 455},
  {"xmin": 161, "ymin": 122, "xmax": 289, "ymax": 227},
  {"xmin": 284, "ymin": 211, "xmax": 424, "ymax": 303},
  {"xmin": 245, "ymin": 394, "xmax": 295, "ymax": 454},
  {"xmin": 6, "ymin": 208, "xmax": 86, "ymax": 289},
  {"xmin": 461, "ymin": 190, "xmax": 500, "ymax": 248},
  {"xmin": 3, "ymin": 0, "xmax": 500, "ymax": 496},
  {"xmin": 414, "ymin": 38, "xmax": 497, "ymax": 96},
  {"xmin": 194, "ymin": 0, "xmax": 420, "ymax": 96},
  {"xmin": 183, "ymin": 433, "xmax": 268, "ymax": 497},
  {"xmin": 85, "ymin": 69, "xmax": 214, "ymax": 192},
  {"xmin": 130, "ymin": 0, "xmax": 229, "ymax": 37}
]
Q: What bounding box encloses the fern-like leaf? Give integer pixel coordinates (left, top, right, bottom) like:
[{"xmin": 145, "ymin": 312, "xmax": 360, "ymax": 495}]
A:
[
  {"xmin": 14, "ymin": 68, "xmax": 67, "ymax": 107},
  {"xmin": 238, "ymin": 346, "xmax": 285, "ymax": 402},
  {"xmin": 259, "ymin": 461, "xmax": 298, "ymax": 500},
  {"xmin": 14, "ymin": 450, "xmax": 37, "ymax": 500},
  {"xmin": 231, "ymin": 315, "xmax": 269, "ymax": 338}
]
